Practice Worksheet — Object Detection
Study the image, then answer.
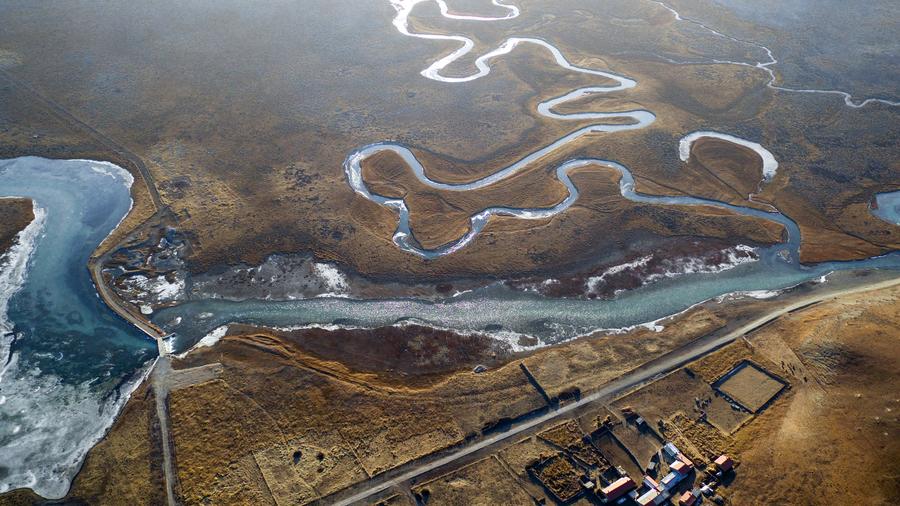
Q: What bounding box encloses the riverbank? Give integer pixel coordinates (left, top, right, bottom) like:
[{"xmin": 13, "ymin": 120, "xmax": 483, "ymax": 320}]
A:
[
  {"xmin": 0, "ymin": 70, "xmax": 160, "ymax": 258},
  {"xmin": 0, "ymin": 157, "xmax": 157, "ymax": 499},
  {"xmin": 14, "ymin": 267, "xmax": 892, "ymax": 505}
]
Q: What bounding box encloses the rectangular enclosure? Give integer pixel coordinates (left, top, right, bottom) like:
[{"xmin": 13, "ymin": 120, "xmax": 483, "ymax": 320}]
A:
[{"xmin": 714, "ymin": 360, "xmax": 787, "ymax": 413}]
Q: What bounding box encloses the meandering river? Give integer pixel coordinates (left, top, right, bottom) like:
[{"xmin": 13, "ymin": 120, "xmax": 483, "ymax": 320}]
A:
[{"xmin": 1, "ymin": 0, "xmax": 898, "ymax": 500}]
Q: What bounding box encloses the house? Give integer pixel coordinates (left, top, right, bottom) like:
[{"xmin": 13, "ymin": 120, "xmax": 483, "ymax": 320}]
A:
[
  {"xmin": 677, "ymin": 454, "xmax": 694, "ymax": 468},
  {"xmin": 643, "ymin": 476, "xmax": 661, "ymax": 492},
  {"xmin": 660, "ymin": 471, "xmax": 684, "ymax": 490},
  {"xmin": 663, "ymin": 443, "xmax": 680, "ymax": 459},
  {"xmin": 678, "ymin": 490, "xmax": 698, "ymax": 506},
  {"xmin": 671, "ymin": 460, "xmax": 691, "ymax": 475},
  {"xmin": 636, "ymin": 489, "xmax": 660, "ymax": 506},
  {"xmin": 714, "ymin": 454, "xmax": 734, "ymax": 472},
  {"xmin": 601, "ymin": 476, "xmax": 636, "ymax": 502},
  {"xmin": 636, "ymin": 488, "xmax": 668, "ymax": 505}
]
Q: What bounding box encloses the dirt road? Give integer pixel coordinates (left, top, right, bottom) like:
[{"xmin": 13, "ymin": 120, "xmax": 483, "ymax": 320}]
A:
[{"xmin": 323, "ymin": 274, "xmax": 900, "ymax": 506}]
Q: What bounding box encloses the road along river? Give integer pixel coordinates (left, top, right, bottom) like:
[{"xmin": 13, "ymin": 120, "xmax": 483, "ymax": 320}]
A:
[{"xmin": 2, "ymin": 0, "xmax": 898, "ymax": 500}]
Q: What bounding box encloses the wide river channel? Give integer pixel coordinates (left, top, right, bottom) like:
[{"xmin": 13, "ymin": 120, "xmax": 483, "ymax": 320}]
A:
[
  {"xmin": 0, "ymin": 157, "xmax": 155, "ymax": 498},
  {"xmin": 2, "ymin": 150, "xmax": 900, "ymax": 498}
]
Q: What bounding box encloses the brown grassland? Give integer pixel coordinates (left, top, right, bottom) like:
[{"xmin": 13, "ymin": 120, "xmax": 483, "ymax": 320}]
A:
[
  {"xmin": 0, "ymin": 197, "xmax": 32, "ymax": 254},
  {"xmin": 0, "ymin": 0, "xmax": 896, "ymax": 284}
]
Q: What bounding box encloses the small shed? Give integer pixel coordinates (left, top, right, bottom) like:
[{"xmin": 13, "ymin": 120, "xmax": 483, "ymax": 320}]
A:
[
  {"xmin": 660, "ymin": 471, "xmax": 683, "ymax": 490},
  {"xmin": 714, "ymin": 454, "xmax": 734, "ymax": 472},
  {"xmin": 663, "ymin": 442, "xmax": 680, "ymax": 458},
  {"xmin": 643, "ymin": 476, "xmax": 660, "ymax": 491},
  {"xmin": 678, "ymin": 490, "xmax": 698, "ymax": 506},
  {"xmin": 671, "ymin": 460, "xmax": 691, "ymax": 475},
  {"xmin": 636, "ymin": 489, "xmax": 660, "ymax": 506}
]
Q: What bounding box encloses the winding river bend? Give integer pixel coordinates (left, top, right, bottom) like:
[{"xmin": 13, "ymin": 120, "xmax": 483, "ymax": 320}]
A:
[
  {"xmin": 158, "ymin": 0, "xmax": 900, "ymax": 350},
  {"xmin": 1, "ymin": 0, "xmax": 898, "ymax": 500},
  {"xmin": 345, "ymin": 0, "xmax": 808, "ymax": 259}
]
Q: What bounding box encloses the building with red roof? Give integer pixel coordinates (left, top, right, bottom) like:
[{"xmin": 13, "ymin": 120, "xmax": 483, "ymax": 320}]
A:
[
  {"xmin": 672, "ymin": 460, "xmax": 692, "ymax": 475},
  {"xmin": 677, "ymin": 454, "xmax": 694, "ymax": 468},
  {"xmin": 601, "ymin": 476, "xmax": 636, "ymax": 502},
  {"xmin": 714, "ymin": 454, "xmax": 734, "ymax": 472},
  {"xmin": 678, "ymin": 490, "xmax": 698, "ymax": 506}
]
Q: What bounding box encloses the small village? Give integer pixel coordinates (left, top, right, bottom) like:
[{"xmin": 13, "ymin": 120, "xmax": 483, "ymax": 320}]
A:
[
  {"xmin": 516, "ymin": 357, "xmax": 788, "ymax": 505},
  {"xmin": 405, "ymin": 354, "xmax": 791, "ymax": 506},
  {"xmin": 526, "ymin": 416, "xmax": 736, "ymax": 505}
]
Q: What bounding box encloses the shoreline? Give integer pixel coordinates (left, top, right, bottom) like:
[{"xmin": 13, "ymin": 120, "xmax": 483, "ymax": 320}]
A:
[
  {"xmin": 0, "ymin": 200, "xmax": 46, "ymax": 381},
  {"xmin": 323, "ymin": 273, "xmax": 900, "ymax": 505},
  {"xmin": 0, "ymin": 157, "xmax": 162, "ymax": 499}
]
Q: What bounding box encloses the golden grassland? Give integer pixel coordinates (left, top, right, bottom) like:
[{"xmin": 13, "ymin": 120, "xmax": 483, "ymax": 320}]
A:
[
  {"xmin": 0, "ymin": 197, "xmax": 33, "ymax": 254},
  {"xmin": 0, "ymin": 0, "xmax": 895, "ymax": 282}
]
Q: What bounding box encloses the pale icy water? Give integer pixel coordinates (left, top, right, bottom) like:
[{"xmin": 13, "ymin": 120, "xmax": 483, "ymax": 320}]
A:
[
  {"xmin": 872, "ymin": 191, "xmax": 900, "ymax": 225},
  {"xmin": 0, "ymin": 157, "xmax": 156, "ymax": 499},
  {"xmin": 156, "ymin": 249, "xmax": 900, "ymax": 352}
]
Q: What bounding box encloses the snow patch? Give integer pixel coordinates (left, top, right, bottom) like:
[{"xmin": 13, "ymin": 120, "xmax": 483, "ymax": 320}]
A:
[
  {"xmin": 312, "ymin": 263, "xmax": 349, "ymax": 293},
  {"xmin": 124, "ymin": 274, "xmax": 185, "ymax": 302},
  {"xmin": 176, "ymin": 325, "xmax": 229, "ymax": 358},
  {"xmin": 586, "ymin": 246, "xmax": 758, "ymax": 296}
]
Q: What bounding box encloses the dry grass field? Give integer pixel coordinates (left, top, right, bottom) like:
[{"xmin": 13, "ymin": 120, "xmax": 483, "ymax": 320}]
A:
[
  {"xmin": 0, "ymin": 197, "xmax": 32, "ymax": 254},
  {"xmin": 716, "ymin": 361, "xmax": 786, "ymax": 413},
  {"xmin": 0, "ymin": 0, "xmax": 895, "ymax": 284},
  {"xmin": 412, "ymin": 456, "xmax": 534, "ymax": 506},
  {"xmin": 611, "ymin": 282, "xmax": 900, "ymax": 505}
]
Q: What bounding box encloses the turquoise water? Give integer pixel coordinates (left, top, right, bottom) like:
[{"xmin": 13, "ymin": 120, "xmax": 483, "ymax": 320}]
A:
[
  {"xmin": 156, "ymin": 249, "xmax": 900, "ymax": 352},
  {"xmin": 872, "ymin": 191, "xmax": 900, "ymax": 225},
  {"xmin": 0, "ymin": 157, "xmax": 156, "ymax": 498}
]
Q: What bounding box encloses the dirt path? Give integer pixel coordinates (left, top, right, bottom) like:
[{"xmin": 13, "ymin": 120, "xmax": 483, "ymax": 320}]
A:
[
  {"xmin": 150, "ymin": 358, "xmax": 224, "ymax": 506},
  {"xmin": 0, "ymin": 69, "xmax": 163, "ymax": 209},
  {"xmin": 322, "ymin": 274, "xmax": 900, "ymax": 506},
  {"xmin": 151, "ymin": 356, "xmax": 179, "ymax": 506}
]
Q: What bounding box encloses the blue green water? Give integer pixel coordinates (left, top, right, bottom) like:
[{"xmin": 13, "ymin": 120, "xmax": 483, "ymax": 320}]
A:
[
  {"xmin": 872, "ymin": 191, "xmax": 900, "ymax": 225},
  {"xmin": 0, "ymin": 155, "xmax": 897, "ymax": 500},
  {"xmin": 0, "ymin": 157, "xmax": 156, "ymax": 499},
  {"xmin": 155, "ymin": 249, "xmax": 900, "ymax": 353}
]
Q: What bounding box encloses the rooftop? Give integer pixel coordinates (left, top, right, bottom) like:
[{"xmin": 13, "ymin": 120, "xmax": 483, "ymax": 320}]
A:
[
  {"xmin": 679, "ymin": 490, "xmax": 698, "ymax": 506},
  {"xmin": 602, "ymin": 476, "xmax": 636, "ymax": 501},
  {"xmin": 671, "ymin": 460, "xmax": 690, "ymax": 474},
  {"xmin": 715, "ymin": 454, "xmax": 734, "ymax": 471}
]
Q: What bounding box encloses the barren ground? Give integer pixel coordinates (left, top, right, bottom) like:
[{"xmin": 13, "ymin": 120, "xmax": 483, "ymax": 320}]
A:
[{"xmin": 0, "ymin": 197, "xmax": 32, "ymax": 254}]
